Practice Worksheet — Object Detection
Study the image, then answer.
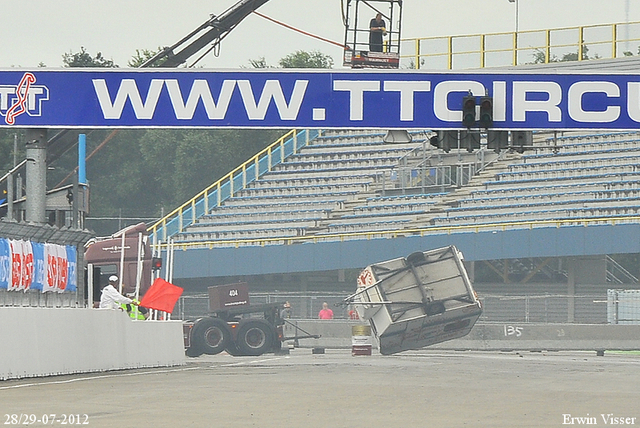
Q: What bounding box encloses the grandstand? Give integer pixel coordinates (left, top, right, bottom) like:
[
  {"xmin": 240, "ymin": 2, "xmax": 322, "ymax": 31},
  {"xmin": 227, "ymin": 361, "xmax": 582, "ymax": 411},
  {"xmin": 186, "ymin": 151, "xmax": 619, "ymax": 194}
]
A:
[
  {"xmin": 162, "ymin": 126, "xmax": 640, "ymax": 323},
  {"xmin": 148, "ymin": 24, "xmax": 640, "ymax": 325},
  {"xmin": 170, "ymin": 128, "xmax": 640, "ymax": 244},
  {"xmin": 172, "ymin": 129, "xmax": 502, "ymax": 245},
  {"xmin": 433, "ymin": 131, "xmax": 640, "ymax": 228}
]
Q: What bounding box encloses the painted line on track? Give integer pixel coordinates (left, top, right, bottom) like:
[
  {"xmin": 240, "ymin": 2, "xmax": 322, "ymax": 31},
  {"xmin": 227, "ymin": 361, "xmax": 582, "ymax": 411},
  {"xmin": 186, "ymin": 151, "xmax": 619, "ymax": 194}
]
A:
[{"xmin": 0, "ymin": 366, "xmax": 201, "ymax": 390}]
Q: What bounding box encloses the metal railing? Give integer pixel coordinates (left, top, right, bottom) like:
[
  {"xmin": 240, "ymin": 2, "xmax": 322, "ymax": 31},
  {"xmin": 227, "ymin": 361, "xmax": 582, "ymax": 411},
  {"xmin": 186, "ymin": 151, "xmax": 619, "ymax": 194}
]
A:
[
  {"xmin": 383, "ymin": 147, "xmax": 500, "ymax": 194},
  {"xmin": 606, "ymin": 256, "xmax": 639, "ymax": 284},
  {"xmin": 401, "ymin": 20, "xmax": 640, "ymax": 70},
  {"xmin": 147, "ymin": 129, "xmax": 321, "ymax": 242}
]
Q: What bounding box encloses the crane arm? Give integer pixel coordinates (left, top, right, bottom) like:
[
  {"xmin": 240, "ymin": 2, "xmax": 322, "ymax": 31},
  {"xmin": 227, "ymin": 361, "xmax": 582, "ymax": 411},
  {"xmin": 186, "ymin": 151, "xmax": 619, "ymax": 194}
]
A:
[
  {"xmin": 142, "ymin": 0, "xmax": 271, "ymax": 68},
  {"xmin": 45, "ymin": 0, "xmax": 271, "ymax": 164}
]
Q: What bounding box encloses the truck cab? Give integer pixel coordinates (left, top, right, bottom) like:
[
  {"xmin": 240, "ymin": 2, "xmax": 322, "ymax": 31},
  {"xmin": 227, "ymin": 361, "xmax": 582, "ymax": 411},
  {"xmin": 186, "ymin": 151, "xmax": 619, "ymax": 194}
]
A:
[{"xmin": 84, "ymin": 223, "xmax": 155, "ymax": 305}]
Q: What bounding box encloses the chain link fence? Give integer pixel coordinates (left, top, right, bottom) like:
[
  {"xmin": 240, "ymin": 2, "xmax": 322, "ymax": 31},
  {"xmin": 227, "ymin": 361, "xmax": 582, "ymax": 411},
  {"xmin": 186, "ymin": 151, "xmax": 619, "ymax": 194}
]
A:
[
  {"xmin": 3, "ymin": 288, "xmax": 637, "ymax": 325},
  {"xmin": 171, "ymin": 291, "xmax": 640, "ymax": 324}
]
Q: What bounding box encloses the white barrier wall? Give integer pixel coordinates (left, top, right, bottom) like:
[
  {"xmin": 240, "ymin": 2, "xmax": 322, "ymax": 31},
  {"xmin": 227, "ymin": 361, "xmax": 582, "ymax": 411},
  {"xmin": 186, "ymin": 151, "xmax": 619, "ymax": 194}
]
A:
[
  {"xmin": 285, "ymin": 320, "xmax": 640, "ymax": 352},
  {"xmin": 0, "ymin": 308, "xmax": 185, "ymax": 380}
]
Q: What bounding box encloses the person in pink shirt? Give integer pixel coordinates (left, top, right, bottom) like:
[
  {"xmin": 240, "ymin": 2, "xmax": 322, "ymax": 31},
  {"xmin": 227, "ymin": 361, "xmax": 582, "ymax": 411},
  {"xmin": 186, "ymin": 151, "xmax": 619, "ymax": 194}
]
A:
[{"xmin": 318, "ymin": 302, "xmax": 334, "ymax": 319}]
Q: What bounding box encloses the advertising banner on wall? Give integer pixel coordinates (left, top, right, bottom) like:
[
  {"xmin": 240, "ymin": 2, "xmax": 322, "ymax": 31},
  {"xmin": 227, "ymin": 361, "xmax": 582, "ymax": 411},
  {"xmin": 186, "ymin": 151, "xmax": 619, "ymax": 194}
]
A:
[
  {"xmin": 0, "ymin": 238, "xmax": 76, "ymax": 293},
  {"xmin": 0, "ymin": 239, "xmax": 10, "ymax": 290},
  {"xmin": 2, "ymin": 69, "xmax": 640, "ymax": 130}
]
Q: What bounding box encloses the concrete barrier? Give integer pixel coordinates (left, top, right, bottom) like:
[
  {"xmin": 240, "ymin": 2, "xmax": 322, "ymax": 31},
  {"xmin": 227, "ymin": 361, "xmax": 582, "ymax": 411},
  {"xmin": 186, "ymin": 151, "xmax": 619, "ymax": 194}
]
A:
[
  {"xmin": 284, "ymin": 320, "xmax": 640, "ymax": 353},
  {"xmin": 435, "ymin": 323, "xmax": 640, "ymax": 352},
  {"xmin": 0, "ymin": 308, "xmax": 185, "ymax": 380}
]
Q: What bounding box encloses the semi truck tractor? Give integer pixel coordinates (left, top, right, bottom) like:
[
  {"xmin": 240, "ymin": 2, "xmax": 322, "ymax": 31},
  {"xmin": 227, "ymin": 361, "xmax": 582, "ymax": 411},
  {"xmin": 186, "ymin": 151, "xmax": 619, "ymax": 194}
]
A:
[
  {"xmin": 183, "ymin": 282, "xmax": 298, "ymax": 357},
  {"xmin": 347, "ymin": 246, "xmax": 483, "ymax": 355}
]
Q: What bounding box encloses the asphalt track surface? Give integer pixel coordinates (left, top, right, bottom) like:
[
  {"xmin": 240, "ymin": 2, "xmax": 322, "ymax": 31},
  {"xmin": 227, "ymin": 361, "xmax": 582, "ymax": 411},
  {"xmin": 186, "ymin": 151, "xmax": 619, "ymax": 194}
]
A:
[{"xmin": 1, "ymin": 349, "xmax": 638, "ymax": 428}]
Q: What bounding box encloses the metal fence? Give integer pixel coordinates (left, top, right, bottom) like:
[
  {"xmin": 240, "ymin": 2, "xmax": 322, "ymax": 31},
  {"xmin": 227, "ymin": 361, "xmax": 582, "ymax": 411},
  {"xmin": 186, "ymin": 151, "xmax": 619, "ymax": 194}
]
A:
[
  {"xmin": 173, "ymin": 292, "xmax": 351, "ymax": 321},
  {"xmin": 171, "ymin": 291, "xmax": 634, "ymax": 324},
  {"xmin": 2, "ymin": 288, "xmax": 635, "ymax": 325},
  {"xmin": 479, "ymin": 294, "xmax": 608, "ymax": 324},
  {"xmin": 401, "ymin": 21, "xmax": 640, "ymax": 70}
]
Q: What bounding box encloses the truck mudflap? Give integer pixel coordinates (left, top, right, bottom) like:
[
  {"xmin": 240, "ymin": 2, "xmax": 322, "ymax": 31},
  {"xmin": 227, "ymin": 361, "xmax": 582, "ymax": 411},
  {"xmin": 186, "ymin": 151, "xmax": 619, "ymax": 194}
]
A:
[{"xmin": 346, "ymin": 246, "xmax": 483, "ymax": 355}]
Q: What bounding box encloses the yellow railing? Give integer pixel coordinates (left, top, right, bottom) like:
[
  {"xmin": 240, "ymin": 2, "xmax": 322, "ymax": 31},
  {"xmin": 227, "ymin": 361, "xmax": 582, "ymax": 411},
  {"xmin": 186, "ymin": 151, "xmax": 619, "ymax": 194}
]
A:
[
  {"xmin": 147, "ymin": 129, "xmax": 320, "ymax": 241},
  {"xmin": 401, "ymin": 21, "xmax": 640, "ymax": 70},
  {"xmin": 157, "ymin": 215, "xmax": 639, "ymax": 250}
]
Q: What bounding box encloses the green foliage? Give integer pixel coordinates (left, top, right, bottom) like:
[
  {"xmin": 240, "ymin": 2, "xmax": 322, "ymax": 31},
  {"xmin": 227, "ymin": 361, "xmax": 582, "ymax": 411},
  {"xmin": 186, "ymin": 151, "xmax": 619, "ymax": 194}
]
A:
[
  {"xmin": 248, "ymin": 57, "xmax": 272, "ymax": 69},
  {"xmin": 67, "ymin": 128, "xmax": 281, "ymax": 234},
  {"xmin": 278, "ymin": 50, "xmax": 334, "ymax": 68},
  {"xmin": 530, "ymin": 45, "xmax": 600, "ymax": 64},
  {"xmin": 249, "ymin": 50, "xmax": 334, "ymax": 69},
  {"xmin": 128, "ymin": 48, "xmax": 162, "ymax": 68},
  {"xmin": 62, "ymin": 47, "xmax": 118, "ymax": 68}
]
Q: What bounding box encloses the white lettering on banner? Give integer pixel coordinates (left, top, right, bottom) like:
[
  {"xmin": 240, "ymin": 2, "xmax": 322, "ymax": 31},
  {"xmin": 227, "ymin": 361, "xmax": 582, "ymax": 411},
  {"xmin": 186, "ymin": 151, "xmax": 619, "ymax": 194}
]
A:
[
  {"xmin": 0, "ymin": 85, "xmax": 49, "ymax": 118},
  {"xmin": 493, "ymin": 81, "xmax": 507, "ymax": 122},
  {"xmin": 236, "ymin": 79, "xmax": 308, "ymax": 120},
  {"xmin": 165, "ymin": 79, "xmax": 236, "ymax": 120},
  {"xmin": 627, "ymin": 82, "xmax": 640, "ymax": 123},
  {"xmin": 94, "ymin": 79, "xmax": 308, "ymax": 122},
  {"xmin": 93, "ymin": 79, "xmax": 164, "ymax": 120},
  {"xmin": 333, "ymin": 80, "xmax": 381, "ymax": 120},
  {"xmin": 512, "ymin": 81, "xmax": 563, "ymax": 122},
  {"xmin": 83, "ymin": 74, "xmax": 640, "ymax": 127},
  {"xmin": 34, "ymin": 248, "xmax": 46, "ymax": 289},
  {"xmin": 383, "ymin": 81, "xmax": 432, "ymax": 121},
  {"xmin": 433, "ymin": 80, "xmax": 486, "ymax": 122},
  {"xmin": 568, "ymin": 81, "xmax": 621, "ymax": 123},
  {"xmin": 0, "ymin": 87, "xmax": 13, "ymax": 110}
]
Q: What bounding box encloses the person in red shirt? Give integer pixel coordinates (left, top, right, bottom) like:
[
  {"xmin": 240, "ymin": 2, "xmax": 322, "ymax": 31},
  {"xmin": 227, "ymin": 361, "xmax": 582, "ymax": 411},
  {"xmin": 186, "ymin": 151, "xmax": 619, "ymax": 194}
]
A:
[{"xmin": 318, "ymin": 302, "xmax": 334, "ymax": 319}]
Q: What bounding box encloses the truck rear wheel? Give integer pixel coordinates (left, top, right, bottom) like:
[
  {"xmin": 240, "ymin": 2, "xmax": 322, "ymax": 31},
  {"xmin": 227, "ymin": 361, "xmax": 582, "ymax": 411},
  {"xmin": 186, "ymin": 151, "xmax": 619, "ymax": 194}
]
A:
[
  {"xmin": 192, "ymin": 317, "xmax": 231, "ymax": 355},
  {"xmin": 236, "ymin": 319, "xmax": 274, "ymax": 356}
]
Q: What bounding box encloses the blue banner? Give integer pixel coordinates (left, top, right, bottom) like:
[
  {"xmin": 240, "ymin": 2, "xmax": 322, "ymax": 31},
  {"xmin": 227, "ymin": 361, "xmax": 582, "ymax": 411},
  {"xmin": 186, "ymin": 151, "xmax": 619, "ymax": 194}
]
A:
[
  {"xmin": 2, "ymin": 69, "xmax": 640, "ymax": 130},
  {"xmin": 0, "ymin": 238, "xmax": 10, "ymax": 290},
  {"xmin": 31, "ymin": 242, "xmax": 46, "ymax": 291},
  {"xmin": 65, "ymin": 245, "xmax": 77, "ymax": 293}
]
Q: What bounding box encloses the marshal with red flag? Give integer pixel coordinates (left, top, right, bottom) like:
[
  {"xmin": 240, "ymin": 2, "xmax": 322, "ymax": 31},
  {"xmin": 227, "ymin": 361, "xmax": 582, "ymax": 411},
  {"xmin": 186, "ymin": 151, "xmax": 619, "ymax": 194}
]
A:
[{"xmin": 139, "ymin": 278, "xmax": 184, "ymax": 314}]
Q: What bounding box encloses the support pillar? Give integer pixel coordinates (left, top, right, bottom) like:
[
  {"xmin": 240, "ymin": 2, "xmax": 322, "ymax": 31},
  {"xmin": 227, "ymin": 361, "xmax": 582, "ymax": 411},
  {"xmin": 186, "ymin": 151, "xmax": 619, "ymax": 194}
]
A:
[
  {"xmin": 567, "ymin": 258, "xmax": 576, "ymax": 323},
  {"xmin": 25, "ymin": 129, "xmax": 47, "ymax": 224}
]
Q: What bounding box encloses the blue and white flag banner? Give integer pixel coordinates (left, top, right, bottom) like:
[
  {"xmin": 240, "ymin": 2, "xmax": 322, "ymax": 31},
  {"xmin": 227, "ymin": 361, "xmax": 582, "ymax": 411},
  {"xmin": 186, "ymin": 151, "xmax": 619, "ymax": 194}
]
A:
[
  {"xmin": 2, "ymin": 69, "xmax": 640, "ymax": 130},
  {"xmin": 0, "ymin": 238, "xmax": 76, "ymax": 293}
]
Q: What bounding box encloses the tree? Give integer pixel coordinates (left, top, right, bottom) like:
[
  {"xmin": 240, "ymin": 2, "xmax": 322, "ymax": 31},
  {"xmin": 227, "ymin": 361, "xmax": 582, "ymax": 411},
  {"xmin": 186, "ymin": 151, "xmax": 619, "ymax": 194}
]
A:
[
  {"xmin": 249, "ymin": 50, "xmax": 334, "ymax": 69},
  {"xmin": 530, "ymin": 45, "xmax": 599, "ymax": 64},
  {"xmin": 247, "ymin": 56, "xmax": 272, "ymax": 69},
  {"xmin": 128, "ymin": 48, "xmax": 162, "ymax": 68},
  {"xmin": 278, "ymin": 50, "xmax": 334, "ymax": 68},
  {"xmin": 62, "ymin": 47, "xmax": 118, "ymax": 68}
]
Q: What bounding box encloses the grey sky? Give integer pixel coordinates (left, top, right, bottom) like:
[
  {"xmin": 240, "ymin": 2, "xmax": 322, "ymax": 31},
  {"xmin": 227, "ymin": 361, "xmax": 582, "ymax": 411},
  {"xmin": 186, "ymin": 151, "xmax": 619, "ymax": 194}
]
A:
[{"xmin": 2, "ymin": 0, "xmax": 639, "ymax": 69}]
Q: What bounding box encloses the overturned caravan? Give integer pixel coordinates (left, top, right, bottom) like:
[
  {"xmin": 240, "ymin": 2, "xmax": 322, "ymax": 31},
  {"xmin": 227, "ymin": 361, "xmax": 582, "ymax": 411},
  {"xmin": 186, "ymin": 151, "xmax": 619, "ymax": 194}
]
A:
[{"xmin": 348, "ymin": 246, "xmax": 482, "ymax": 355}]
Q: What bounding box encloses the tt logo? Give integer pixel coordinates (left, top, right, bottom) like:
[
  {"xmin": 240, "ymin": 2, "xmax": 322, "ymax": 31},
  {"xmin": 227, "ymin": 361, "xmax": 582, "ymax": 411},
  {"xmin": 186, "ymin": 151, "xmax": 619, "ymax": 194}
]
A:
[{"xmin": 0, "ymin": 72, "xmax": 50, "ymax": 125}]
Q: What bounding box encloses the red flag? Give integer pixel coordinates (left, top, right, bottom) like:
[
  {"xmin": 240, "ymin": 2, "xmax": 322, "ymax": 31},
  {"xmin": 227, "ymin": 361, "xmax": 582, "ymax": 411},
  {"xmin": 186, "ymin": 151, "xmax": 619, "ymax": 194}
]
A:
[{"xmin": 139, "ymin": 278, "xmax": 184, "ymax": 313}]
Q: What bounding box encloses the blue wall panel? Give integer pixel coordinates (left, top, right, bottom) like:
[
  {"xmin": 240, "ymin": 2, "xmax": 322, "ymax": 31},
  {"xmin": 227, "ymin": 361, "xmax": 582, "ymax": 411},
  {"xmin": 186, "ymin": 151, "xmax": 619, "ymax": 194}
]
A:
[{"xmin": 173, "ymin": 224, "xmax": 640, "ymax": 279}]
